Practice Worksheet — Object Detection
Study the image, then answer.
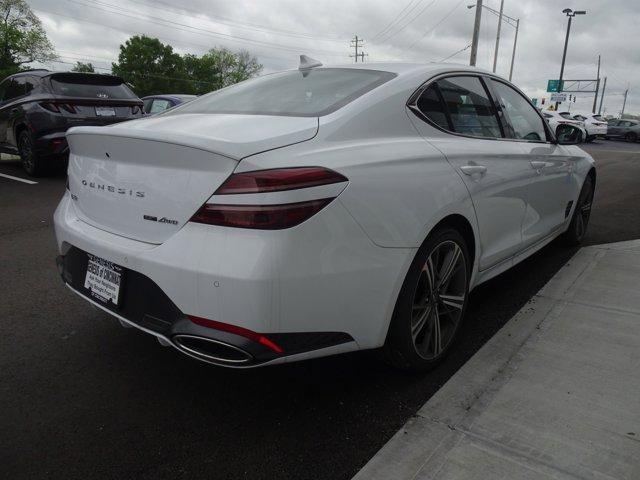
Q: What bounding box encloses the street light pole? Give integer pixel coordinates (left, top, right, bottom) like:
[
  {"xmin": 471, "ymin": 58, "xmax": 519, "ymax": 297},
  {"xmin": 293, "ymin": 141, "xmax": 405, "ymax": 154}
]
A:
[
  {"xmin": 508, "ymin": 18, "xmax": 519, "ymax": 81},
  {"xmin": 556, "ymin": 8, "xmax": 586, "ymax": 110},
  {"xmin": 469, "ymin": 0, "xmax": 483, "ymax": 66},
  {"xmin": 598, "ymin": 76, "xmax": 607, "ymax": 115},
  {"xmin": 492, "ymin": 0, "xmax": 505, "ymax": 73}
]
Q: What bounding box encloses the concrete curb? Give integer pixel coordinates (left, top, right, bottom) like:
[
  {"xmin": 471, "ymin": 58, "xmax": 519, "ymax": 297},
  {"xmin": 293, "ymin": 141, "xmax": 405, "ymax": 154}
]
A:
[{"xmin": 354, "ymin": 241, "xmax": 640, "ymax": 480}]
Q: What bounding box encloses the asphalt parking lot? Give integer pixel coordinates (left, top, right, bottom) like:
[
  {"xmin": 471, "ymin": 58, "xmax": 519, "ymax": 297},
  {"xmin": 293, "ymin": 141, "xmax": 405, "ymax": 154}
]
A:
[{"xmin": 2, "ymin": 140, "xmax": 640, "ymax": 480}]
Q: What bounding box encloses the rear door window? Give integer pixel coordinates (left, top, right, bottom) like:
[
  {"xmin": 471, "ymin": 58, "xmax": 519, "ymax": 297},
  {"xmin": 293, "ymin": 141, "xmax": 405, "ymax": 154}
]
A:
[
  {"xmin": 3, "ymin": 78, "xmax": 25, "ymax": 101},
  {"xmin": 49, "ymin": 74, "xmax": 137, "ymax": 99},
  {"xmin": 415, "ymin": 84, "xmax": 450, "ymax": 131},
  {"xmin": 434, "ymin": 76, "xmax": 502, "ymax": 138}
]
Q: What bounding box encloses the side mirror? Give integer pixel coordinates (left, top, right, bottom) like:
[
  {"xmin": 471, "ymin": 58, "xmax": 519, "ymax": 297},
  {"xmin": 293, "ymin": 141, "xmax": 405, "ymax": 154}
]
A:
[{"xmin": 556, "ymin": 124, "xmax": 584, "ymax": 145}]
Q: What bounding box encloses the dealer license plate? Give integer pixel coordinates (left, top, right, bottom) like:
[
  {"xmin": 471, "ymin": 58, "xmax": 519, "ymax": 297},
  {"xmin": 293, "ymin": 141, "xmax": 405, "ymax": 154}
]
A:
[{"xmin": 84, "ymin": 254, "xmax": 123, "ymax": 305}]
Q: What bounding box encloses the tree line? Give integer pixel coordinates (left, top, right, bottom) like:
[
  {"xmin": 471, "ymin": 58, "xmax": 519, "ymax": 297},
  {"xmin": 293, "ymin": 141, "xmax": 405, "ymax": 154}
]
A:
[{"xmin": 0, "ymin": 0, "xmax": 262, "ymax": 98}]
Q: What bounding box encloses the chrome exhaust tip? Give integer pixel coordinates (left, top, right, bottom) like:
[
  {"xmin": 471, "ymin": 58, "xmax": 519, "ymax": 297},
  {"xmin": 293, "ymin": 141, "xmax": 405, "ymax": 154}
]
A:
[{"xmin": 172, "ymin": 334, "xmax": 253, "ymax": 365}]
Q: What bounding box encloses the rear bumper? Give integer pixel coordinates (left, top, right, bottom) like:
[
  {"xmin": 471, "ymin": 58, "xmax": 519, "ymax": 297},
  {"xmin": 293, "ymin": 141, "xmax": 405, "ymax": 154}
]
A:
[{"xmin": 53, "ymin": 192, "xmax": 414, "ymax": 367}]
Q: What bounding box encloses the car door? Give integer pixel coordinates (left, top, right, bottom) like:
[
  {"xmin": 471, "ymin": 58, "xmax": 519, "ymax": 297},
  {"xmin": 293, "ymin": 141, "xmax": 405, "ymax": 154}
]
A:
[
  {"xmin": 487, "ymin": 78, "xmax": 575, "ymax": 249},
  {"xmin": 408, "ymin": 74, "xmax": 534, "ymax": 271},
  {"xmin": 608, "ymin": 120, "xmax": 622, "ymax": 137}
]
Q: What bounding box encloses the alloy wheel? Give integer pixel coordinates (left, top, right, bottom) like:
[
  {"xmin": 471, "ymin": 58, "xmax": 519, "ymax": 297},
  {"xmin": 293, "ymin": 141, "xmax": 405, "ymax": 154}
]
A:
[
  {"xmin": 410, "ymin": 240, "xmax": 467, "ymax": 360},
  {"xmin": 575, "ymin": 189, "xmax": 593, "ymax": 240},
  {"xmin": 19, "ymin": 133, "xmax": 34, "ymax": 173}
]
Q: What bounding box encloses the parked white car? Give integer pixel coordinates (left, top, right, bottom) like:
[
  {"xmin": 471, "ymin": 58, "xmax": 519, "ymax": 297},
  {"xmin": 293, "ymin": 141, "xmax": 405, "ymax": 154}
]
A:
[
  {"xmin": 54, "ymin": 61, "xmax": 595, "ymax": 371},
  {"xmin": 562, "ymin": 112, "xmax": 607, "ymax": 141},
  {"xmin": 541, "ymin": 110, "xmax": 588, "ymax": 141}
]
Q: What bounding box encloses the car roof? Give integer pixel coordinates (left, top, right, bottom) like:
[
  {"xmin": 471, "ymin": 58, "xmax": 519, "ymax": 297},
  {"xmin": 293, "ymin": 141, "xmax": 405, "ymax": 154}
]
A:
[{"xmin": 321, "ymin": 61, "xmax": 489, "ymax": 76}]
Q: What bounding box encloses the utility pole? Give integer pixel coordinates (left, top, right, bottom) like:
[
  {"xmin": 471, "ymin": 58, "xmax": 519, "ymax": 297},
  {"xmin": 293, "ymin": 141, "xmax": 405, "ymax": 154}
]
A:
[
  {"xmin": 621, "ymin": 87, "xmax": 629, "ymax": 117},
  {"xmin": 598, "ymin": 76, "xmax": 607, "ymax": 115},
  {"xmin": 469, "ymin": 0, "xmax": 483, "ymax": 66},
  {"xmin": 508, "ymin": 18, "xmax": 519, "ymax": 81},
  {"xmin": 592, "ymin": 54, "xmax": 600, "ymax": 114},
  {"xmin": 350, "ymin": 35, "xmax": 367, "ymax": 63},
  {"xmin": 556, "ymin": 9, "xmax": 586, "ymax": 110},
  {"xmin": 492, "ymin": 0, "xmax": 504, "ymax": 73}
]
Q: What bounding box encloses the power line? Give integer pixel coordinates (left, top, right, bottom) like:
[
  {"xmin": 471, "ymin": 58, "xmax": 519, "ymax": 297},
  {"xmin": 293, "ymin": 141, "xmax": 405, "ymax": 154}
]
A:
[
  {"xmin": 377, "ymin": 0, "xmax": 439, "ymax": 43},
  {"xmin": 124, "ymin": 0, "xmax": 344, "ymax": 41},
  {"xmin": 371, "ymin": 0, "xmax": 421, "ymax": 40},
  {"xmin": 35, "ymin": 8, "xmax": 318, "ymax": 64},
  {"xmin": 373, "ymin": 0, "xmax": 426, "ymax": 41},
  {"xmin": 439, "ymin": 44, "xmax": 471, "ymax": 62},
  {"xmin": 407, "ymin": 0, "xmax": 465, "ymax": 51},
  {"xmin": 64, "ymin": 0, "xmax": 347, "ymax": 57}
]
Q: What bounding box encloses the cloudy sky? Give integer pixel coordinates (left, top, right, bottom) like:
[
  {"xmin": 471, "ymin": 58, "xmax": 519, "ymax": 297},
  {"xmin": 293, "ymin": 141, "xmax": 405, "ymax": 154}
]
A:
[{"xmin": 29, "ymin": 0, "xmax": 638, "ymax": 115}]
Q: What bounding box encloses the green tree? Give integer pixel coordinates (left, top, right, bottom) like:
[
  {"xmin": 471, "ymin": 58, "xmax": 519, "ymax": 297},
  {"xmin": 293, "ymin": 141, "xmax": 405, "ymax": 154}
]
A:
[
  {"xmin": 183, "ymin": 47, "xmax": 262, "ymax": 95},
  {"xmin": 0, "ymin": 0, "xmax": 56, "ymax": 78},
  {"xmin": 111, "ymin": 35, "xmax": 187, "ymax": 97},
  {"xmin": 71, "ymin": 61, "xmax": 95, "ymax": 73}
]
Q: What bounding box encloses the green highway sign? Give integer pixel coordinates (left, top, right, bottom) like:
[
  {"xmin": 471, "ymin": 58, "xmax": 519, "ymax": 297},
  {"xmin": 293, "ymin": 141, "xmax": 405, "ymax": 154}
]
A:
[{"xmin": 547, "ymin": 79, "xmax": 564, "ymax": 92}]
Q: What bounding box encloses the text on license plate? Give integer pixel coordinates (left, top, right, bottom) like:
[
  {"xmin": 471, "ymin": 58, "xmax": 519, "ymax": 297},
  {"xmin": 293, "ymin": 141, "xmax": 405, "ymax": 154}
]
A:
[
  {"xmin": 95, "ymin": 106, "xmax": 116, "ymax": 116},
  {"xmin": 84, "ymin": 254, "xmax": 122, "ymax": 305}
]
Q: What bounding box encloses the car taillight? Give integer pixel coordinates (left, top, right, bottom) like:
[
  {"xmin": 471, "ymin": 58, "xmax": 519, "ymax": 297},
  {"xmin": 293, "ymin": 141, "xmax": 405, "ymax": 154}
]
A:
[
  {"xmin": 39, "ymin": 102, "xmax": 60, "ymax": 113},
  {"xmin": 39, "ymin": 102, "xmax": 76, "ymax": 113},
  {"xmin": 188, "ymin": 315, "xmax": 283, "ymax": 353},
  {"xmin": 191, "ymin": 199, "xmax": 333, "ymax": 230},
  {"xmin": 190, "ymin": 167, "xmax": 348, "ymax": 230},
  {"xmin": 215, "ymin": 167, "xmax": 348, "ymax": 194}
]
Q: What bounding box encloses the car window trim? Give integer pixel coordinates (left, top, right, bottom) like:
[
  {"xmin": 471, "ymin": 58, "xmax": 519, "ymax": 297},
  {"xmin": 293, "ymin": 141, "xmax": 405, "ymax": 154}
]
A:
[
  {"xmin": 408, "ymin": 71, "xmax": 553, "ymax": 144},
  {"xmin": 409, "ymin": 73, "xmax": 505, "ymax": 140}
]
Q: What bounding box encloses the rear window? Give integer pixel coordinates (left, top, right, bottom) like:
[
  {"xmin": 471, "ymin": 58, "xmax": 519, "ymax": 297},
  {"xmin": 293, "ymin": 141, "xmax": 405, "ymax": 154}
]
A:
[
  {"xmin": 559, "ymin": 112, "xmax": 572, "ymax": 119},
  {"xmin": 170, "ymin": 68, "xmax": 396, "ymax": 117},
  {"xmin": 49, "ymin": 74, "xmax": 137, "ymax": 99}
]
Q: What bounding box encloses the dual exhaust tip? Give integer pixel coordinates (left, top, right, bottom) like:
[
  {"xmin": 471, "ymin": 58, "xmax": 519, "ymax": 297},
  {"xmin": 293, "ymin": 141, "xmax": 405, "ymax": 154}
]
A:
[{"xmin": 172, "ymin": 334, "xmax": 253, "ymax": 365}]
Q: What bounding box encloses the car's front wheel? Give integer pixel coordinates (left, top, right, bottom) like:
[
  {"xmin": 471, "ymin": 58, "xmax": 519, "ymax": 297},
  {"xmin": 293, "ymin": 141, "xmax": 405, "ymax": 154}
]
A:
[
  {"xmin": 18, "ymin": 130, "xmax": 44, "ymax": 176},
  {"xmin": 385, "ymin": 227, "xmax": 470, "ymax": 371}
]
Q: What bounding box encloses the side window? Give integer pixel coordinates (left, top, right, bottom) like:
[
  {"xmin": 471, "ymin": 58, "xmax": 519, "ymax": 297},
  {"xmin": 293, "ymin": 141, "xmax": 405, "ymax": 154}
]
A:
[
  {"xmin": 150, "ymin": 99, "xmax": 171, "ymax": 114},
  {"xmin": 490, "ymin": 80, "xmax": 547, "ymax": 141},
  {"xmin": 437, "ymin": 76, "xmax": 502, "ymax": 138},
  {"xmin": 143, "ymin": 98, "xmax": 153, "ymax": 113},
  {"xmin": 24, "ymin": 76, "xmax": 36, "ymax": 95},
  {"xmin": 415, "ymin": 84, "xmax": 449, "ymax": 130},
  {"xmin": 3, "ymin": 78, "xmax": 25, "ymax": 101}
]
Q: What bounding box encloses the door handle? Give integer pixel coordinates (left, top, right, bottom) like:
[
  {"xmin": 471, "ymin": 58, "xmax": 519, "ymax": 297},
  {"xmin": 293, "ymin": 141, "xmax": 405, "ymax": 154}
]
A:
[{"xmin": 460, "ymin": 165, "xmax": 487, "ymax": 176}]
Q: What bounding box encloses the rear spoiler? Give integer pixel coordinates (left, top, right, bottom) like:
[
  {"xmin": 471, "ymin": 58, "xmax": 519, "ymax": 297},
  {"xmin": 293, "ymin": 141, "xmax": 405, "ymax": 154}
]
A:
[
  {"xmin": 48, "ymin": 72, "xmax": 127, "ymax": 85},
  {"xmin": 47, "ymin": 96, "xmax": 143, "ymax": 106}
]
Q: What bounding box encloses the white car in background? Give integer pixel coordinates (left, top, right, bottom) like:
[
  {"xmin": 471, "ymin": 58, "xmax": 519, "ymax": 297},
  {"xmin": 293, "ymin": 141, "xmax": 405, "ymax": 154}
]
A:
[
  {"xmin": 541, "ymin": 110, "xmax": 588, "ymax": 141},
  {"xmin": 565, "ymin": 113, "xmax": 608, "ymax": 140},
  {"xmin": 54, "ymin": 60, "xmax": 595, "ymax": 371}
]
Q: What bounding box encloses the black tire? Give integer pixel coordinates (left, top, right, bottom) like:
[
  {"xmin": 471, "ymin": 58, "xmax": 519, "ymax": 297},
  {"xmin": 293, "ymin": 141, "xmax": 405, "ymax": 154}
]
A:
[
  {"xmin": 560, "ymin": 175, "xmax": 594, "ymax": 246},
  {"xmin": 625, "ymin": 132, "xmax": 637, "ymax": 143},
  {"xmin": 18, "ymin": 130, "xmax": 46, "ymax": 176},
  {"xmin": 384, "ymin": 227, "xmax": 470, "ymax": 372}
]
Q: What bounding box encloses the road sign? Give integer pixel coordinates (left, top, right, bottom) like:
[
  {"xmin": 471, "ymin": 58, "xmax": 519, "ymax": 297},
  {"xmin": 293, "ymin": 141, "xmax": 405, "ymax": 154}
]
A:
[
  {"xmin": 547, "ymin": 79, "xmax": 564, "ymax": 92},
  {"xmin": 550, "ymin": 93, "xmax": 567, "ymax": 102}
]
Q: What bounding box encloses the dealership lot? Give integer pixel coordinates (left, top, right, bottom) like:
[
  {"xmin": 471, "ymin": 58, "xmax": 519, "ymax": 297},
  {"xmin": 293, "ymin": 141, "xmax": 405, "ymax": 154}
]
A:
[{"xmin": 2, "ymin": 141, "xmax": 640, "ymax": 480}]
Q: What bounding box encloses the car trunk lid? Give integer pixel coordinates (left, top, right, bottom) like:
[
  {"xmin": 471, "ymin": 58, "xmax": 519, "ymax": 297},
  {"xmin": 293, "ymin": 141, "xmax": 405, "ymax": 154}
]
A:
[{"xmin": 65, "ymin": 114, "xmax": 318, "ymax": 243}]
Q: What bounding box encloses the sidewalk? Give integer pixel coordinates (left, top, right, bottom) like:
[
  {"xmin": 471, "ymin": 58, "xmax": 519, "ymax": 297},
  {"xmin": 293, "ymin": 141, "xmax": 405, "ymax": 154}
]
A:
[{"xmin": 354, "ymin": 240, "xmax": 640, "ymax": 480}]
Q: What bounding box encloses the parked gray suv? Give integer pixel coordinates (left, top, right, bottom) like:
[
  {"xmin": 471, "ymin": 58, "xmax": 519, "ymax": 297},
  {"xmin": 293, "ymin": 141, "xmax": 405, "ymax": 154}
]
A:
[{"xmin": 0, "ymin": 70, "xmax": 144, "ymax": 176}]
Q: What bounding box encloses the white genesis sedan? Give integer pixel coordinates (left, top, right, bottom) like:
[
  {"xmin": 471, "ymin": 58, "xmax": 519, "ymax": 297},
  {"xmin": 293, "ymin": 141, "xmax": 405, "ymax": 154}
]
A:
[{"xmin": 54, "ymin": 60, "xmax": 595, "ymax": 371}]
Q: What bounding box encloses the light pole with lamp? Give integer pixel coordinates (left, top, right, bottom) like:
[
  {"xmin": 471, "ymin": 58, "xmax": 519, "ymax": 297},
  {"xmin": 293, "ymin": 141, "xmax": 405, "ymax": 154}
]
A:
[
  {"xmin": 467, "ymin": 3, "xmax": 520, "ymax": 81},
  {"xmin": 556, "ymin": 8, "xmax": 587, "ymax": 109}
]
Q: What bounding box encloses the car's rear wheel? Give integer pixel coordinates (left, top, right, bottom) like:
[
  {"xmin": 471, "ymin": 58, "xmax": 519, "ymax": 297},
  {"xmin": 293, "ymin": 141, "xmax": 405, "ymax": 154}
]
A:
[
  {"xmin": 625, "ymin": 132, "xmax": 637, "ymax": 142},
  {"xmin": 18, "ymin": 130, "xmax": 45, "ymax": 176},
  {"xmin": 385, "ymin": 227, "xmax": 470, "ymax": 371},
  {"xmin": 560, "ymin": 175, "xmax": 594, "ymax": 246}
]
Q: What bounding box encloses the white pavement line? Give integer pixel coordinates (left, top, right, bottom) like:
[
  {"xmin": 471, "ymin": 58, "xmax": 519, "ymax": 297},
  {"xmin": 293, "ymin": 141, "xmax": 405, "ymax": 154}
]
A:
[
  {"xmin": 0, "ymin": 172, "xmax": 37, "ymax": 184},
  {"xmin": 354, "ymin": 240, "xmax": 640, "ymax": 480}
]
